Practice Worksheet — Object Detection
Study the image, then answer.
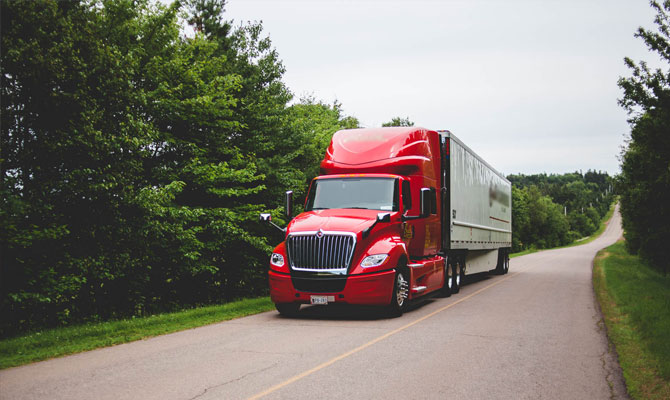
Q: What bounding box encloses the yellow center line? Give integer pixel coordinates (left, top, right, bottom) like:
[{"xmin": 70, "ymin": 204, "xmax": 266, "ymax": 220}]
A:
[{"xmin": 247, "ymin": 268, "xmax": 524, "ymax": 400}]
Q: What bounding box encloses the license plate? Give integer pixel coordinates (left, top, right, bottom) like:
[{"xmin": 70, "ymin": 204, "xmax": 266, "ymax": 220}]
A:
[{"xmin": 310, "ymin": 295, "xmax": 334, "ymax": 305}]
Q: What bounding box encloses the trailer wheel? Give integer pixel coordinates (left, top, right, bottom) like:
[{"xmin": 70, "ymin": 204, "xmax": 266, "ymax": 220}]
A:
[
  {"xmin": 275, "ymin": 303, "xmax": 300, "ymax": 317},
  {"xmin": 452, "ymin": 258, "xmax": 463, "ymax": 294},
  {"xmin": 388, "ymin": 269, "xmax": 409, "ymax": 317},
  {"xmin": 496, "ymin": 249, "xmax": 510, "ymax": 275},
  {"xmin": 502, "ymin": 250, "xmax": 510, "ymax": 274},
  {"xmin": 439, "ymin": 260, "xmax": 453, "ymax": 297}
]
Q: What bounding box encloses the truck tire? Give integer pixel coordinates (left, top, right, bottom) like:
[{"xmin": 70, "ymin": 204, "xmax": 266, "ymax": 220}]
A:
[
  {"xmin": 388, "ymin": 269, "xmax": 409, "ymax": 317},
  {"xmin": 452, "ymin": 258, "xmax": 463, "ymax": 294},
  {"xmin": 496, "ymin": 249, "xmax": 510, "ymax": 275},
  {"xmin": 438, "ymin": 260, "xmax": 453, "ymax": 297},
  {"xmin": 275, "ymin": 303, "xmax": 300, "ymax": 317},
  {"xmin": 503, "ymin": 250, "xmax": 510, "ymax": 274}
]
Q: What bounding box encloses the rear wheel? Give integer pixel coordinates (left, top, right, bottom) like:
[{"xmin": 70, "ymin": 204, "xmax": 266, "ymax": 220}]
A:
[
  {"xmin": 275, "ymin": 303, "xmax": 300, "ymax": 317},
  {"xmin": 388, "ymin": 269, "xmax": 409, "ymax": 317},
  {"xmin": 496, "ymin": 249, "xmax": 510, "ymax": 275},
  {"xmin": 503, "ymin": 250, "xmax": 510, "ymax": 274}
]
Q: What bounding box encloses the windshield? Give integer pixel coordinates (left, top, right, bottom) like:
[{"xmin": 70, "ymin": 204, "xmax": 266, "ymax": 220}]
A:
[{"xmin": 305, "ymin": 178, "xmax": 398, "ymax": 212}]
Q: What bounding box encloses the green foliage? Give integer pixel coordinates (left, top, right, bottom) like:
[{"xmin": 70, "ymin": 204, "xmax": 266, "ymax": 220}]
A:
[
  {"xmin": 285, "ymin": 96, "xmax": 360, "ymax": 187},
  {"xmin": 511, "ymin": 185, "xmax": 570, "ymax": 251},
  {"xmin": 2, "ymin": 0, "xmax": 167, "ymax": 334},
  {"xmin": 509, "ymin": 171, "xmax": 614, "ymax": 252},
  {"xmin": 617, "ymin": 1, "xmax": 670, "ymax": 274},
  {"xmin": 0, "ymin": 0, "xmax": 354, "ymax": 337},
  {"xmin": 381, "ymin": 116, "xmax": 414, "ymax": 127}
]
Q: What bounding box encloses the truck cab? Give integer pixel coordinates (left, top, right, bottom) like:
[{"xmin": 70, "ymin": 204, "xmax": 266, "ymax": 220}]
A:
[{"xmin": 262, "ymin": 127, "xmax": 451, "ymax": 316}]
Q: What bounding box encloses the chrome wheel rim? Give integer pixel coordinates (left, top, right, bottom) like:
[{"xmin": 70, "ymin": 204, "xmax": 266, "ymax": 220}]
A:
[
  {"xmin": 396, "ymin": 273, "xmax": 409, "ymax": 307},
  {"xmin": 447, "ymin": 264, "xmax": 453, "ymax": 289},
  {"xmin": 455, "ymin": 263, "xmax": 461, "ymax": 286}
]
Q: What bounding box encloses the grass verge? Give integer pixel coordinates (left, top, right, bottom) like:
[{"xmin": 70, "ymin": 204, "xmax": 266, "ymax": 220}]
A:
[
  {"xmin": 0, "ymin": 296, "xmax": 275, "ymax": 370},
  {"xmin": 593, "ymin": 241, "xmax": 670, "ymax": 399}
]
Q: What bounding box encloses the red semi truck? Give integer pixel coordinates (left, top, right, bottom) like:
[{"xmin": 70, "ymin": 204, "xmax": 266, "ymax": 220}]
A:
[{"xmin": 260, "ymin": 127, "xmax": 512, "ymax": 316}]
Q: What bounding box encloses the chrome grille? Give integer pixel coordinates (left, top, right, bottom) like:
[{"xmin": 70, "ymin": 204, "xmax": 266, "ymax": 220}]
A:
[{"xmin": 286, "ymin": 231, "xmax": 356, "ymax": 274}]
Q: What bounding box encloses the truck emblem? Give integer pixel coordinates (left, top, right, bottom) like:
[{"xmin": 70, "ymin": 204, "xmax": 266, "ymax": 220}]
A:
[{"xmin": 316, "ymin": 229, "xmax": 324, "ymax": 238}]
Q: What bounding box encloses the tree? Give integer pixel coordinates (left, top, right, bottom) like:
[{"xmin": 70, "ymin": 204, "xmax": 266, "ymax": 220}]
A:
[
  {"xmin": 0, "ymin": 0, "xmax": 176, "ymax": 333},
  {"xmin": 0, "ymin": 0, "xmax": 366, "ymax": 336},
  {"xmin": 382, "ymin": 117, "xmax": 414, "ymax": 127},
  {"xmin": 617, "ymin": 1, "xmax": 670, "ymax": 273},
  {"xmin": 285, "ymin": 96, "xmax": 359, "ymax": 189},
  {"xmin": 511, "ymin": 186, "xmax": 530, "ymax": 251},
  {"xmin": 0, "ymin": 0, "xmax": 315, "ymax": 336}
]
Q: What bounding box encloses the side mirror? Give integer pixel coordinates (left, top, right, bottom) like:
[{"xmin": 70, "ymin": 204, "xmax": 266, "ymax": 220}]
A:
[
  {"xmin": 401, "ymin": 188, "xmax": 431, "ymax": 222},
  {"xmin": 377, "ymin": 212, "xmax": 391, "ymax": 223},
  {"xmin": 419, "ymin": 188, "xmax": 431, "ymax": 218},
  {"xmin": 260, "ymin": 213, "xmax": 272, "ymax": 222},
  {"xmin": 285, "ymin": 191, "xmax": 293, "ymax": 220}
]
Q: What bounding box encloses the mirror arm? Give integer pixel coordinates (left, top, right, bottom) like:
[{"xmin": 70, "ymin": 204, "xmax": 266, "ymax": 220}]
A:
[
  {"xmin": 269, "ymin": 221, "xmax": 287, "ymax": 234},
  {"xmin": 362, "ymin": 221, "xmax": 378, "ymax": 239},
  {"xmin": 260, "ymin": 213, "xmax": 287, "ymax": 234}
]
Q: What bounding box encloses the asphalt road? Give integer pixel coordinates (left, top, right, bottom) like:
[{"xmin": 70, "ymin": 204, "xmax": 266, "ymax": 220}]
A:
[{"xmin": 0, "ymin": 206, "xmax": 627, "ymax": 400}]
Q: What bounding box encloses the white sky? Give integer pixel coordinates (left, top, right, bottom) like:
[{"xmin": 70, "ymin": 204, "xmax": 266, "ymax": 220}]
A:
[{"xmin": 222, "ymin": 0, "xmax": 660, "ymax": 176}]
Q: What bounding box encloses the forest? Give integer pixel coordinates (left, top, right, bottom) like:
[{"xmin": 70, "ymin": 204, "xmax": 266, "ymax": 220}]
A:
[
  {"xmin": 2, "ymin": 0, "xmax": 617, "ymax": 337},
  {"xmin": 508, "ymin": 171, "xmax": 614, "ymax": 252}
]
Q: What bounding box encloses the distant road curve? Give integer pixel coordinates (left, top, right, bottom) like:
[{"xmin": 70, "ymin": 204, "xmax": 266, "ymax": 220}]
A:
[{"xmin": 0, "ymin": 205, "xmax": 627, "ymax": 400}]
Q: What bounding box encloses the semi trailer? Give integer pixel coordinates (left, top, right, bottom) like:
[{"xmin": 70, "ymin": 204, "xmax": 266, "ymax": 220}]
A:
[{"xmin": 260, "ymin": 127, "xmax": 511, "ymax": 316}]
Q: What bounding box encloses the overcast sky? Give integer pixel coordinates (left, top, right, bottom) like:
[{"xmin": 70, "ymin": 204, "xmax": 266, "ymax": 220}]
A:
[{"xmin": 221, "ymin": 0, "xmax": 659, "ymax": 176}]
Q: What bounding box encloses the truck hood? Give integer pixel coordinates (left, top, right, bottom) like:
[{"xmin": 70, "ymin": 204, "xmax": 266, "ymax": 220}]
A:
[{"xmin": 288, "ymin": 209, "xmax": 380, "ymax": 234}]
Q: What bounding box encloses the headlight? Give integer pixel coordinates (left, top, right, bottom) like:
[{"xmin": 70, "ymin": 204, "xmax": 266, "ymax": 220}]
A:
[
  {"xmin": 270, "ymin": 253, "xmax": 284, "ymax": 267},
  {"xmin": 361, "ymin": 254, "xmax": 388, "ymax": 268}
]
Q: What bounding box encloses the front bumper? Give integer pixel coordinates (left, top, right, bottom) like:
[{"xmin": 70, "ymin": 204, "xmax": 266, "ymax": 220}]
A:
[{"xmin": 268, "ymin": 269, "xmax": 396, "ymax": 306}]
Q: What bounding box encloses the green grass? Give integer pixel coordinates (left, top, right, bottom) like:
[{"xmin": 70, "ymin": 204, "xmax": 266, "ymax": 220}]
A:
[
  {"xmin": 593, "ymin": 241, "xmax": 670, "ymax": 399},
  {"xmin": 510, "ymin": 248, "xmax": 539, "ymax": 258},
  {"xmin": 0, "ymin": 296, "xmax": 275, "ymax": 370}
]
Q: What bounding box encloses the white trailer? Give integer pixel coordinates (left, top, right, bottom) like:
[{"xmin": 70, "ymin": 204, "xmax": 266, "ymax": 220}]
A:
[{"xmin": 439, "ymin": 131, "xmax": 512, "ymax": 275}]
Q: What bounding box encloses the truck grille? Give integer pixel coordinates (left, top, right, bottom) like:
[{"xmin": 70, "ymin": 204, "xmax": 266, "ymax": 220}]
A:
[{"xmin": 286, "ymin": 231, "xmax": 356, "ymax": 274}]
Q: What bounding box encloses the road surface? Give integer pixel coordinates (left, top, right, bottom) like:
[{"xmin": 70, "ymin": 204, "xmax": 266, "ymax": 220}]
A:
[{"xmin": 0, "ymin": 206, "xmax": 627, "ymax": 399}]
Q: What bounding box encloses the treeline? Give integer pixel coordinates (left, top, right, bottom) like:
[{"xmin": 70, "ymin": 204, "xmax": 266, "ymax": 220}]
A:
[
  {"xmin": 508, "ymin": 171, "xmax": 615, "ymax": 252},
  {"xmin": 0, "ymin": 0, "xmax": 357, "ymax": 336}
]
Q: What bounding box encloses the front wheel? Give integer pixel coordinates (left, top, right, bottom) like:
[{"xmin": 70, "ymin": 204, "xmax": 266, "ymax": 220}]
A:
[
  {"xmin": 388, "ymin": 269, "xmax": 409, "ymax": 317},
  {"xmin": 438, "ymin": 260, "xmax": 453, "ymax": 298},
  {"xmin": 275, "ymin": 303, "xmax": 300, "ymax": 317},
  {"xmin": 452, "ymin": 258, "xmax": 463, "ymax": 294}
]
